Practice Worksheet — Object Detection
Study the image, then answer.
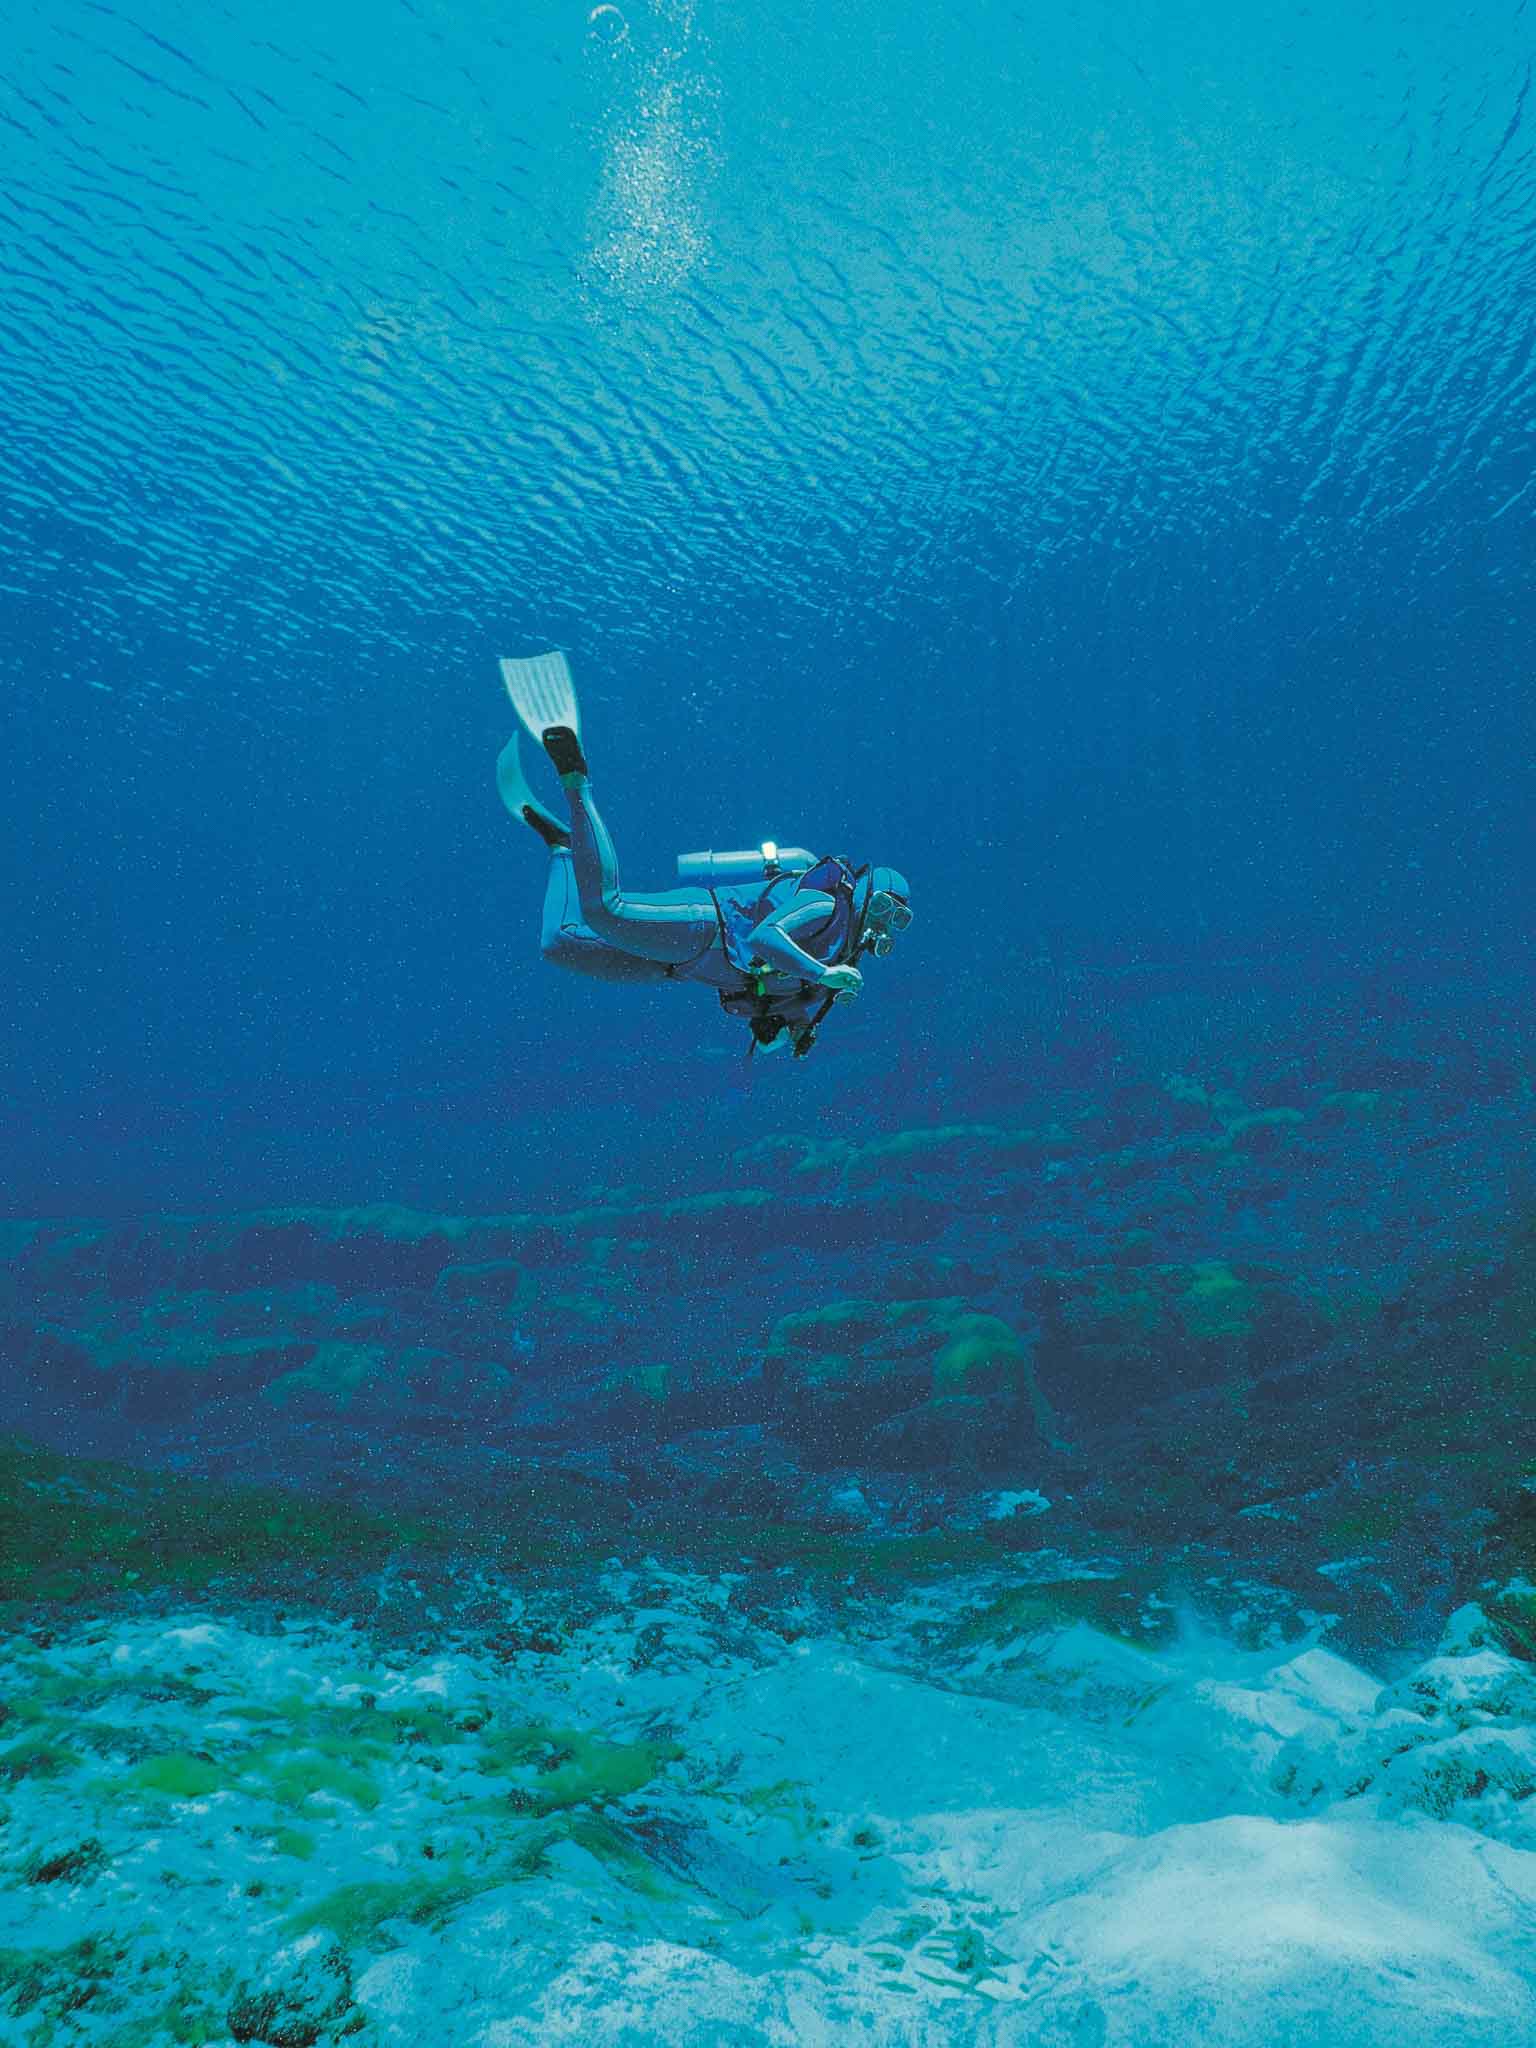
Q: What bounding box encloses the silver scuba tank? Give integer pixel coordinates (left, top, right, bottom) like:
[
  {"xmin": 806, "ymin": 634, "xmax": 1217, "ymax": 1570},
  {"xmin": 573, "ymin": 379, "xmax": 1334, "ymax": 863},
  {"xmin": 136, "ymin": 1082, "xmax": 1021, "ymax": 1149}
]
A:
[{"xmin": 676, "ymin": 842, "xmax": 815, "ymax": 886}]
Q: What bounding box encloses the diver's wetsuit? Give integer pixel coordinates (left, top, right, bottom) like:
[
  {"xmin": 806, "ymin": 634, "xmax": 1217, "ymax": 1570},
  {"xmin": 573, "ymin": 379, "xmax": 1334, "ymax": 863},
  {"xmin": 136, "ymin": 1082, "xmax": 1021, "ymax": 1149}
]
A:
[{"xmin": 540, "ymin": 778, "xmax": 846, "ymax": 1009}]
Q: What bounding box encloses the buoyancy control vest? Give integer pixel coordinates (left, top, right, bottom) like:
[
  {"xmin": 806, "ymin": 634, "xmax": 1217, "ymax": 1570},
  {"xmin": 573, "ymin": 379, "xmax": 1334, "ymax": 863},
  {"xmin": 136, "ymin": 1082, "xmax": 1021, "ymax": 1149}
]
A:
[
  {"xmin": 713, "ymin": 854, "xmax": 865, "ymax": 980},
  {"xmin": 712, "ymin": 855, "xmax": 872, "ymax": 1057}
]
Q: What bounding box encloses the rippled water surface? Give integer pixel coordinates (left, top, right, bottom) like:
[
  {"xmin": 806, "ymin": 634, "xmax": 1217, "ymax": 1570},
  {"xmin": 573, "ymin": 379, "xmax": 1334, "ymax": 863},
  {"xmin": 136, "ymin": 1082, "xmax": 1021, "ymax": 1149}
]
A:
[{"xmin": 7, "ymin": 1, "xmax": 1533, "ymax": 696}]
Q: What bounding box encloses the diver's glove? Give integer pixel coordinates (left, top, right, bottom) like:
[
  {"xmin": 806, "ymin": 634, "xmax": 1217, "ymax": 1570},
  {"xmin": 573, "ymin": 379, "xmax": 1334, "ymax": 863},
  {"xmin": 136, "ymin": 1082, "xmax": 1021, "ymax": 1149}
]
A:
[{"xmin": 820, "ymin": 964, "xmax": 864, "ymax": 1003}]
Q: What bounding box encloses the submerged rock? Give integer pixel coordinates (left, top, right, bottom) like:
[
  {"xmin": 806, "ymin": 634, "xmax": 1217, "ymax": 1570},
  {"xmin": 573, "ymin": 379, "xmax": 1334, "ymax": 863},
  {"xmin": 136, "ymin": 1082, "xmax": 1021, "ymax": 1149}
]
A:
[
  {"xmin": 763, "ymin": 1296, "xmax": 1055, "ymax": 1472},
  {"xmin": 6, "ymin": 1572, "xmax": 1536, "ymax": 2045},
  {"xmin": 229, "ymin": 1935, "xmax": 357, "ymax": 2046}
]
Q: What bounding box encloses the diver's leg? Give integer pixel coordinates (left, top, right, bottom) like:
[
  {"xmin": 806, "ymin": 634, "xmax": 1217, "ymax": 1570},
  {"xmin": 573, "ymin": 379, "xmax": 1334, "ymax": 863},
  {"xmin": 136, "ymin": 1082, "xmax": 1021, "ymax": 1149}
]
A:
[
  {"xmin": 539, "ymin": 851, "xmax": 673, "ymax": 984},
  {"xmin": 555, "ymin": 762, "xmax": 718, "ymax": 967}
]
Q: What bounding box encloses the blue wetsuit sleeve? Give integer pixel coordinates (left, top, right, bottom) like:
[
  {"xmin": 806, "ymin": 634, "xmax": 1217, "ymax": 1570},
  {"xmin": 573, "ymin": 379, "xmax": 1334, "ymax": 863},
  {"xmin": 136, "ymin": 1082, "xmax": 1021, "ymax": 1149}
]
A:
[{"xmin": 746, "ymin": 891, "xmax": 841, "ymax": 984}]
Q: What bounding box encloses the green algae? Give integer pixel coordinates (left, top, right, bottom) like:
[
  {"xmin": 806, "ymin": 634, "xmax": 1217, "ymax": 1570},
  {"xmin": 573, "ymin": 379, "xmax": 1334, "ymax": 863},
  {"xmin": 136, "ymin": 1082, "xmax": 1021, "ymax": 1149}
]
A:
[
  {"xmin": 124, "ymin": 1752, "xmax": 225, "ymax": 1801},
  {"xmin": 261, "ymin": 1339, "xmax": 391, "ymax": 1410},
  {"xmin": 767, "ymin": 1297, "xmax": 1058, "ymax": 1454},
  {"xmin": 1322, "ymin": 1495, "xmax": 1410, "ymax": 1548},
  {"xmin": 0, "ymin": 1736, "xmax": 80, "ymax": 1785},
  {"xmin": 267, "ymin": 1826, "xmax": 318, "ymax": 1861},
  {"xmin": 252, "ymin": 1745, "xmax": 383, "ymax": 1814},
  {"xmin": 1320, "ymin": 1089, "xmax": 1386, "ymax": 1123},
  {"xmin": 770, "ymin": 1299, "xmax": 911, "ymax": 1352},
  {"xmin": 284, "ymin": 1861, "xmax": 492, "ymax": 1944},
  {"xmin": 1180, "ymin": 1261, "xmax": 1258, "ymax": 1342},
  {"xmin": 0, "ymin": 1434, "xmax": 453, "ymax": 1608},
  {"xmin": 602, "ymin": 1360, "xmax": 672, "ymax": 1404},
  {"xmin": 374, "ymin": 1700, "xmax": 467, "ymax": 1749},
  {"xmin": 1484, "ymin": 1579, "xmax": 1536, "ymax": 1663},
  {"xmin": 104, "ymin": 1715, "xmax": 393, "ymax": 1817},
  {"xmin": 1215, "ymin": 1107, "xmax": 1306, "ymax": 1152},
  {"xmin": 710, "ymin": 1521, "xmax": 1006, "ymax": 1584},
  {"xmin": 947, "ymin": 1575, "xmax": 1171, "ymax": 1653},
  {"xmin": 742, "ymin": 1778, "xmax": 820, "ymax": 1843},
  {"xmin": 0, "ymin": 1935, "xmax": 125, "ymax": 2026},
  {"xmin": 108, "ymin": 1981, "xmax": 231, "ymax": 2048},
  {"xmin": 932, "ymin": 1315, "xmax": 1030, "ymax": 1394},
  {"xmin": 563, "ymin": 1813, "xmax": 682, "ymax": 1901},
  {"xmin": 484, "ymin": 1724, "xmax": 682, "ymax": 1815},
  {"xmin": 282, "ymin": 1818, "xmax": 638, "ymax": 1946}
]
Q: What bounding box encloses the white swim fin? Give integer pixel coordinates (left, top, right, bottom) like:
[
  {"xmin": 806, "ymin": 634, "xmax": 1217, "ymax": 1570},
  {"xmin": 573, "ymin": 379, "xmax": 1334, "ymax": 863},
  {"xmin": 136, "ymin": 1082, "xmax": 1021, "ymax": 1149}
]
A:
[
  {"xmin": 496, "ymin": 731, "xmax": 571, "ymax": 848},
  {"xmin": 499, "ymin": 649, "xmax": 581, "ymax": 746}
]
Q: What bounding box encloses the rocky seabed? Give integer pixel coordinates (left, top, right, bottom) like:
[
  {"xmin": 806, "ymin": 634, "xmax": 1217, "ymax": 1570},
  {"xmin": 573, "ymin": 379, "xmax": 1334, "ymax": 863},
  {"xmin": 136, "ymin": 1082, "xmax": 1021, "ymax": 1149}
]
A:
[{"xmin": 5, "ymin": 1565, "xmax": 1536, "ymax": 2047}]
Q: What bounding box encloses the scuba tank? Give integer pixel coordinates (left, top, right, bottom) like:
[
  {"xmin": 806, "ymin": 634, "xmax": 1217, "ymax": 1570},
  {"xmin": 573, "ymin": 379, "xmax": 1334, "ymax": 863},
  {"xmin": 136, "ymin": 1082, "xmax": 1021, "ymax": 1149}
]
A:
[{"xmin": 676, "ymin": 842, "xmax": 816, "ymax": 886}]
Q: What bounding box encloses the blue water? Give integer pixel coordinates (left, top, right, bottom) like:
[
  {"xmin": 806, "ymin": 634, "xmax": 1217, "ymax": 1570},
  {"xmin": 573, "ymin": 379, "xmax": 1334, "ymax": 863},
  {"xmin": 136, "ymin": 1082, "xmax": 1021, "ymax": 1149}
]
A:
[
  {"xmin": 8, "ymin": 11, "xmax": 1536, "ymax": 2038},
  {"xmin": 3, "ymin": 0, "xmax": 1532, "ymax": 1214}
]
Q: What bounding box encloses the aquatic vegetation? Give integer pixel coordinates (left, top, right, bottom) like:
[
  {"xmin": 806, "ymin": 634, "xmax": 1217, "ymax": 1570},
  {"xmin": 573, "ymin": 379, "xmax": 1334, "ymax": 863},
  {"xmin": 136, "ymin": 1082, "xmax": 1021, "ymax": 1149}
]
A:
[
  {"xmin": 125, "ymin": 1752, "xmax": 226, "ymax": 1801},
  {"xmin": 0, "ymin": 1936, "xmax": 125, "ymax": 2026},
  {"xmin": 283, "ymin": 1863, "xmax": 493, "ymax": 1944},
  {"xmin": 741, "ymin": 1779, "xmax": 821, "ymax": 1843},
  {"xmin": 434, "ymin": 1258, "xmax": 528, "ymax": 1307},
  {"xmin": 562, "ymin": 1811, "xmax": 681, "ymax": 1900},
  {"xmin": 123, "ymin": 1983, "xmax": 234, "ymax": 2048},
  {"xmin": 1214, "ymin": 1107, "xmax": 1307, "ymax": 1153},
  {"xmin": 1180, "ymin": 1261, "xmax": 1258, "ymax": 1342},
  {"xmin": 1, "ymin": 1111, "xmax": 1532, "ymax": 2047},
  {"xmin": 1321, "ymin": 1495, "xmax": 1411, "ymax": 1549},
  {"xmin": 842, "ymin": 1123, "xmax": 1074, "ymax": 1184},
  {"xmin": 602, "ymin": 1360, "xmax": 673, "ymax": 1405},
  {"xmin": 484, "ymin": 1723, "xmax": 682, "ymax": 1815},
  {"xmin": 261, "ymin": 1339, "xmax": 392, "ymax": 1410},
  {"xmin": 256, "ymin": 1748, "xmax": 384, "ymax": 1816},
  {"xmin": 267, "ymin": 1826, "xmax": 319, "ymax": 1862},
  {"xmin": 763, "ymin": 1296, "xmax": 1055, "ymax": 1469},
  {"xmin": 6, "ymin": 1563, "xmax": 1536, "ymax": 2039},
  {"xmin": 227, "ymin": 1935, "xmax": 356, "ymax": 2046},
  {"xmin": 1319, "ymin": 1089, "xmax": 1389, "ymax": 1124},
  {"xmin": 769, "ymin": 1298, "xmax": 915, "ymax": 1353},
  {"xmin": 0, "ymin": 1436, "xmax": 452, "ymax": 1608},
  {"xmin": 105, "ymin": 1731, "xmax": 390, "ymax": 1817},
  {"xmin": 932, "ymin": 1314, "xmax": 1030, "ymax": 1395},
  {"xmin": 698, "ymin": 1520, "xmax": 1006, "ymax": 1583},
  {"xmin": 733, "ymin": 1133, "xmax": 857, "ymax": 1182},
  {"xmin": 0, "ymin": 1736, "xmax": 80, "ymax": 1785},
  {"xmin": 25, "ymin": 1837, "xmax": 106, "ymax": 1885},
  {"xmin": 945, "ymin": 1574, "xmax": 1173, "ymax": 1653}
]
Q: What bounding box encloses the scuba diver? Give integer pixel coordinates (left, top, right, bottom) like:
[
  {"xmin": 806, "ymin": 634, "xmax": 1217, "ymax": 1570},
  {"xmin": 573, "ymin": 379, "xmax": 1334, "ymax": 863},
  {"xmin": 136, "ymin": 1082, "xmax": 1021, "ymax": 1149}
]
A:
[{"xmin": 495, "ymin": 650, "xmax": 912, "ymax": 1058}]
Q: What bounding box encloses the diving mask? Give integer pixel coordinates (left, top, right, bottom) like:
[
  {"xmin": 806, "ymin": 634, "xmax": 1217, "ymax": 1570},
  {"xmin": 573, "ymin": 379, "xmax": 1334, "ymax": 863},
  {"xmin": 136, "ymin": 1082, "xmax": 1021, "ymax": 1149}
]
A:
[{"xmin": 866, "ymin": 889, "xmax": 913, "ymax": 933}]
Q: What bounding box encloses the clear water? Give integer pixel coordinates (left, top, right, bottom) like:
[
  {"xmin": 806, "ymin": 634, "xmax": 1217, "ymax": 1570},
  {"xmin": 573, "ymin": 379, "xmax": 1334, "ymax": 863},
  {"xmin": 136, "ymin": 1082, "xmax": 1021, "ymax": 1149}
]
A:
[
  {"xmin": 4, "ymin": 6, "xmax": 1536, "ymax": 2040},
  {"xmin": 4, "ymin": 0, "xmax": 1532, "ymax": 1210}
]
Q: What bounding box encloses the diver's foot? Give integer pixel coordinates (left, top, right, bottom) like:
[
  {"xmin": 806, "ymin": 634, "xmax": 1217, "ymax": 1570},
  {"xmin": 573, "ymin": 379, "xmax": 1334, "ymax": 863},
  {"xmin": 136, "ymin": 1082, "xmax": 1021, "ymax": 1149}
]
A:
[
  {"xmin": 541, "ymin": 725, "xmax": 587, "ymax": 778},
  {"xmin": 522, "ymin": 804, "xmax": 572, "ymax": 851}
]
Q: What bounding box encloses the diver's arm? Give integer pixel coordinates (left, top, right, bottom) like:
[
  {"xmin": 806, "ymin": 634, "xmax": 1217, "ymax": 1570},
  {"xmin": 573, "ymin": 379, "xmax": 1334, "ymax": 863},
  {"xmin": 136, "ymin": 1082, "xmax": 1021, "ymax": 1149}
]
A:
[{"xmin": 748, "ymin": 893, "xmax": 857, "ymax": 987}]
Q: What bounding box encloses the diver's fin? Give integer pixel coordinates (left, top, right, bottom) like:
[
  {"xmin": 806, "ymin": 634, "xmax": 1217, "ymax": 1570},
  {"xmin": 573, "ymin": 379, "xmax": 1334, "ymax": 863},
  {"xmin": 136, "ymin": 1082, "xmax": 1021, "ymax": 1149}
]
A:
[
  {"xmin": 499, "ymin": 650, "xmax": 581, "ymax": 746},
  {"xmin": 496, "ymin": 732, "xmax": 571, "ymax": 848}
]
